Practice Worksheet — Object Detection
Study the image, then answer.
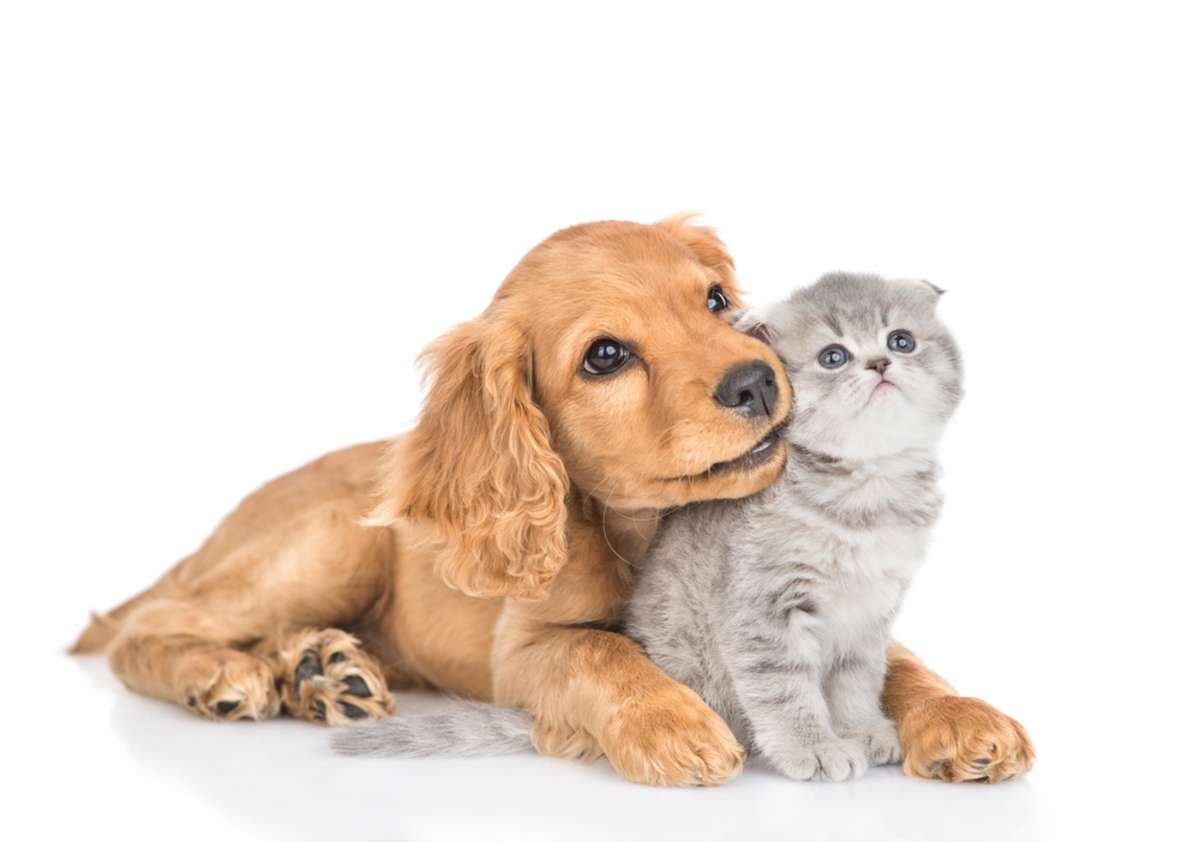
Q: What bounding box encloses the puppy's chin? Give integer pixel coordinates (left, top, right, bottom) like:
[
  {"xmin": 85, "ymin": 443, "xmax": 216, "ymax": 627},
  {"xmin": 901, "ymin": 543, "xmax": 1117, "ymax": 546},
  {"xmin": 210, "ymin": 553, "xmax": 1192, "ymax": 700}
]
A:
[
  {"xmin": 639, "ymin": 442, "xmax": 788, "ymax": 509},
  {"xmin": 694, "ymin": 442, "xmax": 788, "ymax": 501}
]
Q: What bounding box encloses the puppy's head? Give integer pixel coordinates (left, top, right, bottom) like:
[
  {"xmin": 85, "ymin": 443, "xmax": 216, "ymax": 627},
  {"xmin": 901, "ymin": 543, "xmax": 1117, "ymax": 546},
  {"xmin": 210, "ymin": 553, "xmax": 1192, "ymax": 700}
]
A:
[{"xmin": 375, "ymin": 215, "xmax": 791, "ymax": 599}]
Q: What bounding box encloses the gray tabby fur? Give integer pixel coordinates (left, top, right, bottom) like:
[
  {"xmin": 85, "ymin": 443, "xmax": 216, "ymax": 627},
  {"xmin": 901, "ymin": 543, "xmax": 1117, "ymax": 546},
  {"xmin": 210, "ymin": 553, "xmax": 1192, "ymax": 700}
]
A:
[
  {"xmin": 332, "ymin": 700, "xmax": 533, "ymax": 757},
  {"xmin": 333, "ymin": 273, "xmax": 962, "ymax": 782}
]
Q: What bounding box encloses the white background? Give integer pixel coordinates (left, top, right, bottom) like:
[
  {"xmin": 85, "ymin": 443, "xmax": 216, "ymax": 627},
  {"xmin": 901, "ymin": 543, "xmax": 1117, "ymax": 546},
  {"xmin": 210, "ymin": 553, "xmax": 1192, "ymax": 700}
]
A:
[{"xmin": 3, "ymin": 2, "xmax": 1198, "ymax": 840}]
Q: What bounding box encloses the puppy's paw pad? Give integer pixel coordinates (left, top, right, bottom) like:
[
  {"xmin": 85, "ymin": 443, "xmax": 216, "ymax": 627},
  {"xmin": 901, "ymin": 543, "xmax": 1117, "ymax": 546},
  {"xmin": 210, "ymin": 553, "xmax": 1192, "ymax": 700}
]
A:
[{"xmin": 281, "ymin": 629, "xmax": 395, "ymax": 727}]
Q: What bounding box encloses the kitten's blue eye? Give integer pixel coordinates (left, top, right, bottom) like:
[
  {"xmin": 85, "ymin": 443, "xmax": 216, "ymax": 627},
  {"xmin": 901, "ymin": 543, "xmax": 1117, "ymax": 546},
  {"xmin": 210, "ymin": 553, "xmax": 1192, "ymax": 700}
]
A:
[
  {"xmin": 707, "ymin": 286, "xmax": 730, "ymax": 313},
  {"xmin": 887, "ymin": 330, "xmax": 916, "ymax": 353},
  {"xmin": 818, "ymin": 345, "xmax": 850, "ymax": 369}
]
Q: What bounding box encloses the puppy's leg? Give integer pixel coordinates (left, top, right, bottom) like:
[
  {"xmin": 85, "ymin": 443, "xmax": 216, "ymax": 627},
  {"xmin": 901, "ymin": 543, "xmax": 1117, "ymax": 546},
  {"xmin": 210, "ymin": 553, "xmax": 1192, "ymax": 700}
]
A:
[
  {"xmin": 108, "ymin": 601, "xmax": 280, "ymax": 721},
  {"xmin": 493, "ymin": 616, "xmax": 744, "ymax": 787},
  {"xmin": 883, "ymin": 641, "xmax": 1035, "ymax": 783},
  {"xmin": 261, "ymin": 628, "xmax": 394, "ymax": 726}
]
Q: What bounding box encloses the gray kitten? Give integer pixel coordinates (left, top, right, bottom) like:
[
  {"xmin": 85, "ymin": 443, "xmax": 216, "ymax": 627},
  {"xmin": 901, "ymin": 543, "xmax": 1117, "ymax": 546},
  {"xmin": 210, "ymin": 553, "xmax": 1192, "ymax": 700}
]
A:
[{"xmin": 333, "ymin": 273, "xmax": 963, "ymax": 782}]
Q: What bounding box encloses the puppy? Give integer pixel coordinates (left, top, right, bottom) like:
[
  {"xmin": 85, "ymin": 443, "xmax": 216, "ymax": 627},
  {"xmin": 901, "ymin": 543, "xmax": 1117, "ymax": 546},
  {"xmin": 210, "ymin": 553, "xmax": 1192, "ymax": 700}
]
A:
[{"xmin": 73, "ymin": 215, "xmax": 1034, "ymax": 785}]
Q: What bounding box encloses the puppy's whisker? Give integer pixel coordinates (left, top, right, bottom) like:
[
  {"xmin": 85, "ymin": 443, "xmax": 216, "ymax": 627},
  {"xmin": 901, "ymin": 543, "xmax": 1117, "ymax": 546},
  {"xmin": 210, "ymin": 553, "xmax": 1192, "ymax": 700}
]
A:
[{"xmin": 597, "ymin": 473, "xmax": 636, "ymax": 569}]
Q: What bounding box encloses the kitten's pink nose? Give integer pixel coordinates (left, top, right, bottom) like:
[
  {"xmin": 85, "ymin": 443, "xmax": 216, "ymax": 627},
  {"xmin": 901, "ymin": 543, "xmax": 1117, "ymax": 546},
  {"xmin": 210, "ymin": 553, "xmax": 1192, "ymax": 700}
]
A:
[{"xmin": 866, "ymin": 357, "xmax": 891, "ymax": 374}]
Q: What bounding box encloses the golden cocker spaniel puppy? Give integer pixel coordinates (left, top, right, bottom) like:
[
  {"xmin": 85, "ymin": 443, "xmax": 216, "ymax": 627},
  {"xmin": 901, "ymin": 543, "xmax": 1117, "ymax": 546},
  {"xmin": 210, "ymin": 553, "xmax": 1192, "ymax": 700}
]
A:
[{"xmin": 72, "ymin": 215, "xmax": 1033, "ymax": 785}]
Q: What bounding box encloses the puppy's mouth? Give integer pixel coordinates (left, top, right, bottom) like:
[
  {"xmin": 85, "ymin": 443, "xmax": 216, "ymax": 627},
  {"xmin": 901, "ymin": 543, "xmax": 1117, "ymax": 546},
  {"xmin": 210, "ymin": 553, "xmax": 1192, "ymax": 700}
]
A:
[{"xmin": 662, "ymin": 417, "xmax": 790, "ymax": 482}]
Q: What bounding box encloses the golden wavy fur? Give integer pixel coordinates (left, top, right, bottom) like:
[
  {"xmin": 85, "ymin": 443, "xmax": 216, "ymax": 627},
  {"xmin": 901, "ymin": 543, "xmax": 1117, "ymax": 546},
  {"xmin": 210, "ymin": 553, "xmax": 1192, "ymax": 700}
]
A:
[
  {"xmin": 71, "ymin": 215, "xmax": 1033, "ymax": 785},
  {"xmin": 368, "ymin": 313, "xmax": 571, "ymax": 600}
]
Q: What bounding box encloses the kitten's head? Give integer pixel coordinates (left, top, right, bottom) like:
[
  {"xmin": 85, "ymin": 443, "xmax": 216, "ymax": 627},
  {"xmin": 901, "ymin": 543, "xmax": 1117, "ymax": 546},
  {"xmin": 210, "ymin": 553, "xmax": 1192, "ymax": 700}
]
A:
[{"xmin": 741, "ymin": 273, "xmax": 963, "ymax": 461}]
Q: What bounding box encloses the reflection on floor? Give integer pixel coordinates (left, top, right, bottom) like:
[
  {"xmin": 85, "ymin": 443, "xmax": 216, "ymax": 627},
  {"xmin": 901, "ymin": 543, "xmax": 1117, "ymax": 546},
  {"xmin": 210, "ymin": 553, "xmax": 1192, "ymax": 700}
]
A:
[{"xmin": 38, "ymin": 656, "xmax": 1045, "ymax": 842}]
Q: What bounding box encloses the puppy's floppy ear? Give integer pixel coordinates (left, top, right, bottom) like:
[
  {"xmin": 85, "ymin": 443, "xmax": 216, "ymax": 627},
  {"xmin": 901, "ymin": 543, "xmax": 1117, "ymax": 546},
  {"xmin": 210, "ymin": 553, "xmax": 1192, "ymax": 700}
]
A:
[
  {"xmin": 656, "ymin": 211, "xmax": 738, "ymax": 289},
  {"xmin": 371, "ymin": 312, "xmax": 569, "ymax": 600}
]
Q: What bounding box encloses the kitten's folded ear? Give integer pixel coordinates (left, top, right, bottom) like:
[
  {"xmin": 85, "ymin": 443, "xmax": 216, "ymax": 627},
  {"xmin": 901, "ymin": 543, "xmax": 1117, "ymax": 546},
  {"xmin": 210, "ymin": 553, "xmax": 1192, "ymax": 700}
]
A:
[
  {"xmin": 920, "ymin": 280, "xmax": 946, "ymax": 297},
  {"xmin": 733, "ymin": 306, "xmax": 776, "ymax": 345}
]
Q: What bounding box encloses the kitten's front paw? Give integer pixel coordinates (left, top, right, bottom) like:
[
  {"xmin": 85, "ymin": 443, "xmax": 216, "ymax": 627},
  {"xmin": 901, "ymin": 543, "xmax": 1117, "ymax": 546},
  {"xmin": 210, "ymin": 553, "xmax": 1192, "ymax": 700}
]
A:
[
  {"xmin": 774, "ymin": 738, "xmax": 868, "ymax": 782},
  {"xmin": 845, "ymin": 720, "xmax": 902, "ymax": 766}
]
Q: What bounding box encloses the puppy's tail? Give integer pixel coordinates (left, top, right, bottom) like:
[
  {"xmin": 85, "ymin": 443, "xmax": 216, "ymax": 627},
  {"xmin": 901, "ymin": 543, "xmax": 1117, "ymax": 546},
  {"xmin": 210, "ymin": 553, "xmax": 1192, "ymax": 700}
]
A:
[
  {"xmin": 69, "ymin": 585, "xmax": 159, "ymax": 654},
  {"xmin": 68, "ymin": 611, "xmax": 121, "ymax": 654},
  {"xmin": 330, "ymin": 700, "xmax": 534, "ymax": 758}
]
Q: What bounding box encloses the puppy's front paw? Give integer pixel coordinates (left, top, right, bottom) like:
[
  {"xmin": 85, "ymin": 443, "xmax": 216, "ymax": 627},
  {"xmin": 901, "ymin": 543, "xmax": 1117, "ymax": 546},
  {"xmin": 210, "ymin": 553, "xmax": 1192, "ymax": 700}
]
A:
[
  {"xmin": 774, "ymin": 738, "xmax": 868, "ymax": 782},
  {"xmin": 899, "ymin": 696, "xmax": 1035, "ymax": 783},
  {"xmin": 844, "ymin": 719, "xmax": 902, "ymax": 766},
  {"xmin": 602, "ymin": 684, "xmax": 744, "ymax": 787}
]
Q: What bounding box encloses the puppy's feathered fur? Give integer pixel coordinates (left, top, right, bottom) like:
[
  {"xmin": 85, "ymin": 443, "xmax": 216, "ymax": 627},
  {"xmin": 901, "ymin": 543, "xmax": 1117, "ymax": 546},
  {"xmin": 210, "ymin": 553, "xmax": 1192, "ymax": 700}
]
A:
[{"xmin": 368, "ymin": 313, "xmax": 570, "ymax": 600}]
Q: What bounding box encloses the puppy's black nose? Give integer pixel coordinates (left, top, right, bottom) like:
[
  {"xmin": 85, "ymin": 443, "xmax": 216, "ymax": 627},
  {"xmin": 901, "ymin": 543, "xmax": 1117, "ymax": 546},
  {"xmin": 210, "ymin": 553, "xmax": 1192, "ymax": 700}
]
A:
[
  {"xmin": 714, "ymin": 360, "xmax": 778, "ymax": 419},
  {"xmin": 865, "ymin": 357, "xmax": 891, "ymax": 374}
]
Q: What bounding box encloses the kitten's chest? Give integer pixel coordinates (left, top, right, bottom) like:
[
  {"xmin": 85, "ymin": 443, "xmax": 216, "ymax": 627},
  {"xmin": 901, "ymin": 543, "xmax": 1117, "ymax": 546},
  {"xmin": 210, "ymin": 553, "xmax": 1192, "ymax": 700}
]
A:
[
  {"xmin": 821, "ymin": 529, "xmax": 923, "ymax": 631},
  {"xmin": 773, "ymin": 456, "xmax": 939, "ymax": 588},
  {"xmin": 822, "ymin": 526, "xmax": 926, "ymax": 580},
  {"xmin": 766, "ymin": 520, "xmax": 928, "ymax": 654}
]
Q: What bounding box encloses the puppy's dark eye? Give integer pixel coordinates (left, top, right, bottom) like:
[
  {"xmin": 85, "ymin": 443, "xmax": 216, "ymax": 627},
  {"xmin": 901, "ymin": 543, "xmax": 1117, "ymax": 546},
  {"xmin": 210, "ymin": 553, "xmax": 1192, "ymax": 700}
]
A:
[
  {"xmin": 583, "ymin": 338, "xmax": 630, "ymax": 376},
  {"xmin": 707, "ymin": 286, "xmax": 730, "ymax": 313},
  {"xmin": 887, "ymin": 330, "xmax": 917, "ymax": 353},
  {"xmin": 818, "ymin": 345, "xmax": 850, "ymax": 369}
]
